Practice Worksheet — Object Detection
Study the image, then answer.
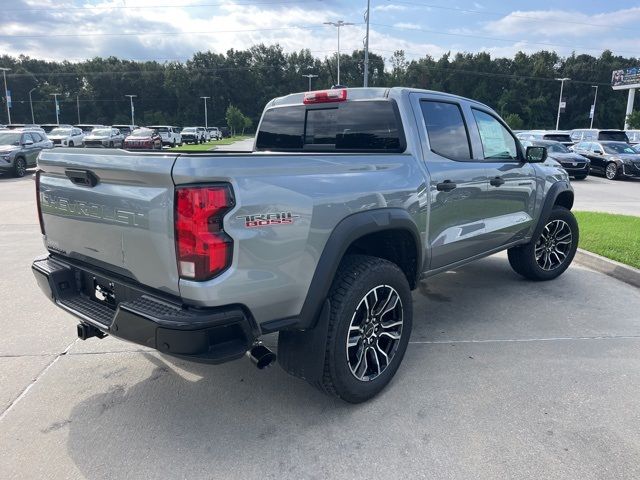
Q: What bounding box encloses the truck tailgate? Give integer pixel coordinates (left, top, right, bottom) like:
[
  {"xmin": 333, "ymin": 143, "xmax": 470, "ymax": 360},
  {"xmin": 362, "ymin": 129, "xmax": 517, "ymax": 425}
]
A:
[{"xmin": 37, "ymin": 149, "xmax": 181, "ymax": 296}]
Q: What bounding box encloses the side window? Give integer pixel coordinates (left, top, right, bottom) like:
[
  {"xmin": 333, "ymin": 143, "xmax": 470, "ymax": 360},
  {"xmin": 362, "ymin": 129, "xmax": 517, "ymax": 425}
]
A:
[
  {"xmin": 23, "ymin": 133, "xmax": 35, "ymax": 143},
  {"xmin": 420, "ymin": 100, "xmax": 471, "ymax": 161},
  {"xmin": 472, "ymin": 109, "xmax": 518, "ymax": 160}
]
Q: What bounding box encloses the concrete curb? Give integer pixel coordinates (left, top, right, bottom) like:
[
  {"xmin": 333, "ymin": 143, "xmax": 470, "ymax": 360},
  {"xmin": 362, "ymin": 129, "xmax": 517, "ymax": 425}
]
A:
[{"xmin": 574, "ymin": 249, "xmax": 640, "ymax": 289}]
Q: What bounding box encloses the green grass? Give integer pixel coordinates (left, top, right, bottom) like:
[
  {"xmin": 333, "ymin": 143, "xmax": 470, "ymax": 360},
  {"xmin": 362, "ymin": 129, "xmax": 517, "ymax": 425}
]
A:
[
  {"xmin": 574, "ymin": 211, "xmax": 640, "ymax": 269},
  {"xmin": 169, "ymin": 135, "xmax": 252, "ymax": 152}
]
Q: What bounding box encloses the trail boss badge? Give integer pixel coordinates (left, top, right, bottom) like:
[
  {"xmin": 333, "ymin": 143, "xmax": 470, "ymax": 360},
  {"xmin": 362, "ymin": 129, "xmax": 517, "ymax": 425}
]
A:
[{"xmin": 237, "ymin": 212, "xmax": 300, "ymax": 228}]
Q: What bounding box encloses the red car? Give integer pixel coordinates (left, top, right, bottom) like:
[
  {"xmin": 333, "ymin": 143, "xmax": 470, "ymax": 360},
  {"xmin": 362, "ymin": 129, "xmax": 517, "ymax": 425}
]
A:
[{"xmin": 123, "ymin": 128, "xmax": 163, "ymax": 150}]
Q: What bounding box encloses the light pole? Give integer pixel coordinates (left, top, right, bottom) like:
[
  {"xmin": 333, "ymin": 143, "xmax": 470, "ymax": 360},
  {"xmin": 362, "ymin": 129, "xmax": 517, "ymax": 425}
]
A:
[
  {"xmin": 590, "ymin": 85, "xmax": 598, "ymax": 129},
  {"xmin": 50, "ymin": 93, "xmax": 61, "ymax": 125},
  {"xmin": 363, "ymin": 0, "xmax": 371, "ymax": 87},
  {"xmin": 1, "ymin": 67, "xmax": 11, "ymax": 124},
  {"xmin": 302, "ymin": 73, "xmax": 318, "ymax": 91},
  {"xmin": 555, "ymin": 77, "xmax": 570, "ymax": 130},
  {"xmin": 323, "ymin": 20, "xmax": 354, "ymax": 86},
  {"xmin": 28, "ymin": 87, "xmax": 36, "ymax": 124},
  {"xmin": 200, "ymin": 96, "xmax": 210, "ymax": 129},
  {"xmin": 125, "ymin": 94, "xmax": 136, "ymax": 126}
]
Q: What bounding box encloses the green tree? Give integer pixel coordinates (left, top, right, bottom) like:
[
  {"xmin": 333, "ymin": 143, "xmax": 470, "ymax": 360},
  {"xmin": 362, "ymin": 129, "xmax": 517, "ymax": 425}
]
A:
[
  {"xmin": 626, "ymin": 110, "xmax": 640, "ymax": 129},
  {"xmin": 242, "ymin": 115, "xmax": 253, "ymax": 135},
  {"xmin": 225, "ymin": 105, "xmax": 245, "ymax": 135},
  {"xmin": 504, "ymin": 113, "xmax": 524, "ymax": 130}
]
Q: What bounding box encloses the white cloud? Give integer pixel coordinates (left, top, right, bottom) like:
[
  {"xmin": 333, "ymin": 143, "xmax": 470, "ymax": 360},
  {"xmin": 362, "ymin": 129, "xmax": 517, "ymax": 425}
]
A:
[
  {"xmin": 393, "ymin": 23, "xmax": 420, "ymax": 30},
  {"xmin": 373, "ymin": 4, "xmax": 407, "ymax": 12}
]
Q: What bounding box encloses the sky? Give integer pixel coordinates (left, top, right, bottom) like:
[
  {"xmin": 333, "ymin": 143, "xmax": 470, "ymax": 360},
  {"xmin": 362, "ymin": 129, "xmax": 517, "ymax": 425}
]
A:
[{"xmin": 1, "ymin": 1, "xmax": 639, "ymax": 63}]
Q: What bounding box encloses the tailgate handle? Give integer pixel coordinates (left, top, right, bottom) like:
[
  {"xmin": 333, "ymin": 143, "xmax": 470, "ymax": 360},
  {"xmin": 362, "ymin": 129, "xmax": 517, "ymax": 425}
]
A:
[{"xmin": 65, "ymin": 169, "xmax": 99, "ymax": 187}]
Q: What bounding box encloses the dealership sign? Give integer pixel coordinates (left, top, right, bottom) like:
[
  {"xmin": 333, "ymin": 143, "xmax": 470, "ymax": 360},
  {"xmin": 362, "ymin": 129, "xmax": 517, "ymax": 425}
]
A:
[{"xmin": 612, "ymin": 67, "xmax": 640, "ymax": 90}]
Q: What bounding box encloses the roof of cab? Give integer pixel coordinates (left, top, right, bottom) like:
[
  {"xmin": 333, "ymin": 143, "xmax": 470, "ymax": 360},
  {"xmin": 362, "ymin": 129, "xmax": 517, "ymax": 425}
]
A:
[{"xmin": 267, "ymin": 86, "xmax": 493, "ymax": 111}]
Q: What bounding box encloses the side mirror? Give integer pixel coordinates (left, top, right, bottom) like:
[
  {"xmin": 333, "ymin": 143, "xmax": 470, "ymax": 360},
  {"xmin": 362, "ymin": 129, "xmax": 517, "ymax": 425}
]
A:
[
  {"xmin": 526, "ymin": 145, "xmax": 547, "ymax": 163},
  {"xmin": 594, "ymin": 149, "xmax": 603, "ymax": 155},
  {"xmin": 23, "ymin": 139, "xmax": 34, "ymax": 146}
]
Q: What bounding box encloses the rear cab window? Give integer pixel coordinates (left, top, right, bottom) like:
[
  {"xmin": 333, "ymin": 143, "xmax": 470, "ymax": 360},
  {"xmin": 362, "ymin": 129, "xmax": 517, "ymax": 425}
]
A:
[{"xmin": 256, "ymin": 100, "xmax": 405, "ymax": 152}]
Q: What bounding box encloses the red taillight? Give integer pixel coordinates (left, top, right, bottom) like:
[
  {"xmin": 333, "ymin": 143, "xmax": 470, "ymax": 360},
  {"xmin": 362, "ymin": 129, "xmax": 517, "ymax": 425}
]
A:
[
  {"xmin": 35, "ymin": 170, "xmax": 45, "ymax": 235},
  {"xmin": 175, "ymin": 185, "xmax": 234, "ymax": 281},
  {"xmin": 303, "ymin": 89, "xmax": 347, "ymax": 104}
]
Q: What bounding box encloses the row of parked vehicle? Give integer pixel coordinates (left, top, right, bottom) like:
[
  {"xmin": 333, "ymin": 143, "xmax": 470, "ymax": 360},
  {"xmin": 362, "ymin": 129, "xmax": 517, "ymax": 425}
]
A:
[
  {"xmin": 0, "ymin": 123, "xmax": 230, "ymax": 178},
  {"xmin": 515, "ymin": 128, "xmax": 640, "ymax": 181},
  {"xmin": 0, "ymin": 123, "xmax": 228, "ymax": 148}
]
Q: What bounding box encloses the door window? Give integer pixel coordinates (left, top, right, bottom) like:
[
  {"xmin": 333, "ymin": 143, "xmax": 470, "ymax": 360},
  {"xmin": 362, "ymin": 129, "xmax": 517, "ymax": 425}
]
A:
[
  {"xmin": 420, "ymin": 100, "xmax": 471, "ymax": 161},
  {"xmin": 23, "ymin": 133, "xmax": 35, "ymax": 144},
  {"xmin": 472, "ymin": 109, "xmax": 518, "ymax": 160}
]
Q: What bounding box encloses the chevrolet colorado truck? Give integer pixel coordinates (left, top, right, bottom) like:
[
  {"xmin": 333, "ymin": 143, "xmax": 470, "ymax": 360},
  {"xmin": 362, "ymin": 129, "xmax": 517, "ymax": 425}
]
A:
[{"xmin": 32, "ymin": 88, "xmax": 578, "ymax": 403}]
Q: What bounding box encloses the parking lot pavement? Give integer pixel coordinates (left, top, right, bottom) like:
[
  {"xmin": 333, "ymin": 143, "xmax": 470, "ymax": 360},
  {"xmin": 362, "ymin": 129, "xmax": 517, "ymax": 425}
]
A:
[
  {"xmin": 213, "ymin": 137, "xmax": 254, "ymax": 151},
  {"xmin": 2, "ymin": 172, "xmax": 640, "ymax": 479},
  {"xmin": 572, "ymin": 175, "xmax": 639, "ymax": 216}
]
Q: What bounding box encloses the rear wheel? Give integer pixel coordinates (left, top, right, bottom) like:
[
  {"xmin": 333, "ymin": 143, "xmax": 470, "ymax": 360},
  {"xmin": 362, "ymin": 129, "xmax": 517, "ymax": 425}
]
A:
[
  {"xmin": 69, "ymin": 141, "xmax": 74, "ymax": 147},
  {"xmin": 508, "ymin": 206, "xmax": 578, "ymax": 281},
  {"xmin": 605, "ymin": 162, "xmax": 619, "ymax": 180},
  {"xmin": 13, "ymin": 157, "xmax": 27, "ymax": 178},
  {"xmin": 316, "ymin": 255, "xmax": 412, "ymax": 403}
]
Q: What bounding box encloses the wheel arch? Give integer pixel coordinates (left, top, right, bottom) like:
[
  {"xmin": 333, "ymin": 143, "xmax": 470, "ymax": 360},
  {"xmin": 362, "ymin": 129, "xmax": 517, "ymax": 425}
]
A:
[
  {"xmin": 297, "ymin": 208, "xmax": 422, "ymax": 331},
  {"xmin": 532, "ymin": 181, "xmax": 573, "ymax": 241}
]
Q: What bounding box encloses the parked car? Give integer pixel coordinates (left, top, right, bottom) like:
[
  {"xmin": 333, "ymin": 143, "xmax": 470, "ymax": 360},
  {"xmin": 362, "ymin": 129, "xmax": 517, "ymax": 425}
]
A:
[
  {"xmin": 48, "ymin": 126, "xmax": 84, "ymax": 147},
  {"xmin": 573, "ymin": 141, "xmax": 640, "ymax": 180},
  {"xmin": 83, "ymin": 127, "xmax": 124, "ymax": 148},
  {"xmin": 207, "ymin": 127, "xmax": 222, "ymax": 140},
  {"xmin": 0, "ymin": 129, "xmax": 53, "ymax": 177},
  {"xmin": 197, "ymin": 127, "xmax": 209, "ymax": 142},
  {"xmin": 147, "ymin": 125, "xmax": 182, "ymax": 146},
  {"xmin": 526, "ymin": 140, "xmax": 590, "ymax": 179},
  {"xmin": 625, "ymin": 130, "xmax": 640, "ymax": 144},
  {"xmin": 123, "ymin": 128, "xmax": 163, "ymax": 150},
  {"xmin": 74, "ymin": 124, "xmax": 105, "ymax": 134},
  {"xmin": 632, "ymin": 144, "xmax": 640, "ymax": 154},
  {"xmin": 570, "ymin": 129, "xmax": 629, "ymax": 143},
  {"xmin": 33, "ymin": 87, "xmax": 578, "ymax": 403},
  {"xmin": 180, "ymin": 127, "xmax": 201, "ymax": 144},
  {"xmin": 516, "ymin": 130, "xmax": 574, "ymax": 146},
  {"xmin": 220, "ymin": 126, "xmax": 231, "ymax": 138},
  {"xmin": 112, "ymin": 124, "xmax": 138, "ymax": 137}
]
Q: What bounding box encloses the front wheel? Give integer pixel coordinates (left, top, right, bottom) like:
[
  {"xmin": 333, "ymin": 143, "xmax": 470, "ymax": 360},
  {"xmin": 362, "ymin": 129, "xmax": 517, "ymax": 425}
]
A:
[
  {"xmin": 69, "ymin": 141, "xmax": 74, "ymax": 147},
  {"xmin": 317, "ymin": 255, "xmax": 412, "ymax": 403},
  {"xmin": 605, "ymin": 162, "xmax": 619, "ymax": 180},
  {"xmin": 508, "ymin": 206, "xmax": 578, "ymax": 281}
]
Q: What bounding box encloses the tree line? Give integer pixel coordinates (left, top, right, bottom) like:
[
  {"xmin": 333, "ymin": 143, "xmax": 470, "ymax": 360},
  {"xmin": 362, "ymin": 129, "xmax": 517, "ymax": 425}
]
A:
[{"xmin": 0, "ymin": 46, "xmax": 637, "ymax": 130}]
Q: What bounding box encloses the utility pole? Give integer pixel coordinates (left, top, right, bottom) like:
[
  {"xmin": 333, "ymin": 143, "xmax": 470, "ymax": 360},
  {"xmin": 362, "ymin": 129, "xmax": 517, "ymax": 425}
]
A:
[
  {"xmin": 323, "ymin": 20, "xmax": 354, "ymax": 86},
  {"xmin": 76, "ymin": 95, "xmax": 81, "ymax": 124},
  {"xmin": 302, "ymin": 73, "xmax": 318, "ymax": 91},
  {"xmin": 363, "ymin": 0, "xmax": 371, "ymax": 87},
  {"xmin": 555, "ymin": 77, "xmax": 570, "ymax": 130},
  {"xmin": 200, "ymin": 96, "xmax": 210, "ymax": 129},
  {"xmin": 125, "ymin": 94, "xmax": 136, "ymax": 126},
  {"xmin": 28, "ymin": 87, "xmax": 36, "ymax": 124},
  {"xmin": 590, "ymin": 85, "xmax": 598, "ymax": 129},
  {"xmin": 1, "ymin": 67, "xmax": 11, "ymax": 124},
  {"xmin": 50, "ymin": 93, "xmax": 61, "ymax": 125}
]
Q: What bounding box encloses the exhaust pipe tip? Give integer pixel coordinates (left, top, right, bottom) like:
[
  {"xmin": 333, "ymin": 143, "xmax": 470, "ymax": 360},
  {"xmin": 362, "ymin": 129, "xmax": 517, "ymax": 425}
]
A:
[{"xmin": 247, "ymin": 343, "xmax": 276, "ymax": 370}]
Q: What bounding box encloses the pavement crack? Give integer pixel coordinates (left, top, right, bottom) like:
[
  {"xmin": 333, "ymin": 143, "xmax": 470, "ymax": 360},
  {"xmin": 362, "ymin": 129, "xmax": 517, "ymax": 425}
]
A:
[{"xmin": 0, "ymin": 339, "xmax": 78, "ymax": 422}]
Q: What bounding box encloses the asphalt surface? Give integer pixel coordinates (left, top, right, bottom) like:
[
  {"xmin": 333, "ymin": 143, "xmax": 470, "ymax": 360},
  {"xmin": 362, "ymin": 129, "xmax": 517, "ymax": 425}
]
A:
[
  {"xmin": 571, "ymin": 174, "xmax": 639, "ymax": 216},
  {"xmin": 0, "ymin": 165, "xmax": 639, "ymax": 480}
]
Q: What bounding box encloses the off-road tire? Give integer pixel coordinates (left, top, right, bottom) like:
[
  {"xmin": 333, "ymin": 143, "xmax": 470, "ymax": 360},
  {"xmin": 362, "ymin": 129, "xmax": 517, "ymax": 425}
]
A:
[
  {"xmin": 316, "ymin": 254, "xmax": 413, "ymax": 403},
  {"xmin": 508, "ymin": 206, "xmax": 578, "ymax": 281}
]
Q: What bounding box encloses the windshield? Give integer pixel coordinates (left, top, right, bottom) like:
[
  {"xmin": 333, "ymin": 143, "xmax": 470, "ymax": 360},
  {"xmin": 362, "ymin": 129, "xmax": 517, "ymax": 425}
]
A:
[
  {"xmin": 49, "ymin": 128, "xmax": 72, "ymax": 136},
  {"xmin": 90, "ymin": 129, "xmax": 111, "ymax": 136},
  {"xmin": 545, "ymin": 143, "xmax": 570, "ymax": 153},
  {"xmin": 182, "ymin": 128, "xmax": 196, "ymax": 132},
  {"xmin": 0, "ymin": 132, "xmax": 21, "ymax": 146},
  {"xmin": 130, "ymin": 128, "xmax": 153, "ymax": 137},
  {"xmin": 151, "ymin": 127, "xmax": 169, "ymax": 132},
  {"xmin": 599, "ymin": 131, "xmax": 629, "ymax": 142},
  {"xmin": 544, "ymin": 134, "xmax": 572, "ymax": 143},
  {"xmin": 603, "ymin": 143, "xmax": 636, "ymax": 154}
]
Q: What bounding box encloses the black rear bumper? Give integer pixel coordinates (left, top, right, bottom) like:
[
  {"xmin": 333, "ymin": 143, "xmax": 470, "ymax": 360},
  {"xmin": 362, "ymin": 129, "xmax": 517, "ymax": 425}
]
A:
[{"xmin": 32, "ymin": 255, "xmax": 258, "ymax": 364}]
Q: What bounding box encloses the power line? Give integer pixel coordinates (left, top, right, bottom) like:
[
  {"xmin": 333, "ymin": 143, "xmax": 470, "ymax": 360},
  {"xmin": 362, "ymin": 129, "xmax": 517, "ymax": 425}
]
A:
[
  {"xmin": 372, "ymin": 23, "xmax": 640, "ymax": 56},
  {"xmin": 388, "ymin": 1, "xmax": 640, "ymax": 32}
]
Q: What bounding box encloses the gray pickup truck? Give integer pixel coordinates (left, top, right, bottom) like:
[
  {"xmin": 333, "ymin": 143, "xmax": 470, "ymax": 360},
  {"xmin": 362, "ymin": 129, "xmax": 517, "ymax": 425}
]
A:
[{"xmin": 32, "ymin": 87, "xmax": 578, "ymax": 402}]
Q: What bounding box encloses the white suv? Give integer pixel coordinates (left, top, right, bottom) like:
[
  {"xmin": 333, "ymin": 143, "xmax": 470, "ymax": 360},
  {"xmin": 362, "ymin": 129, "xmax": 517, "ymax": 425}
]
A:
[
  {"xmin": 207, "ymin": 127, "xmax": 222, "ymax": 140},
  {"xmin": 48, "ymin": 126, "xmax": 85, "ymax": 147},
  {"xmin": 148, "ymin": 125, "xmax": 182, "ymax": 147}
]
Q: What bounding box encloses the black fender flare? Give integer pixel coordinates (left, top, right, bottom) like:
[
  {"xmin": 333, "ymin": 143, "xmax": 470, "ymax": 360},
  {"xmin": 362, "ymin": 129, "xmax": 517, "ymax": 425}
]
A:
[
  {"xmin": 531, "ymin": 181, "xmax": 573, "ymax": 241},
  {"xmin": 298, "ymin": 208, "xmax": 422, "ymax": 331}
]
